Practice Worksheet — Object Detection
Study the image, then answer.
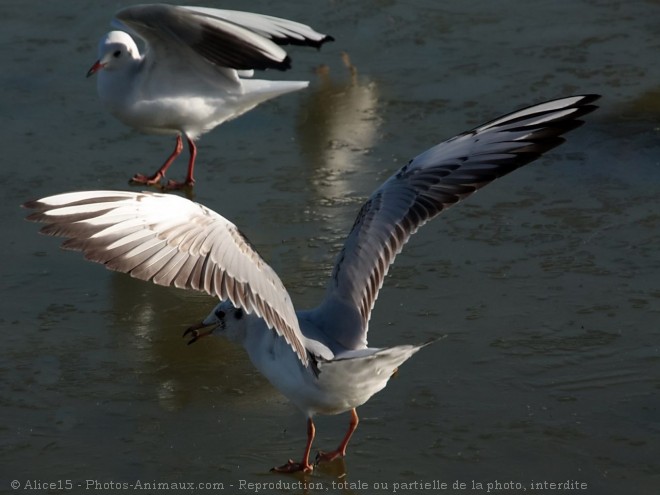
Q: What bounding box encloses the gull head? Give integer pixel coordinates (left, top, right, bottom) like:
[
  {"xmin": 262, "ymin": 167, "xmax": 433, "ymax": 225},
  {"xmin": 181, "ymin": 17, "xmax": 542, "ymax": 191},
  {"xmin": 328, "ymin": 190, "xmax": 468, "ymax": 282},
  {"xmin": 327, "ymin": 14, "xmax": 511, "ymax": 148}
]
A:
[
  {"xmin": 87, "ymin": 31, "xmax": 139, "ymax": 77},
  {"xmin": 183, "ymin": 300, "xmax": 246, "ymax": 345}
]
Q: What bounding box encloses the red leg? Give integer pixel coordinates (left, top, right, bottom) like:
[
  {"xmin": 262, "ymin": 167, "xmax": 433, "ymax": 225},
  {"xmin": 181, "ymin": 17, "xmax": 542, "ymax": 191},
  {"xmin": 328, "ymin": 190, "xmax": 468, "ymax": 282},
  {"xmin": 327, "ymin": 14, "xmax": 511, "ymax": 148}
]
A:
[
  {"xmin": 131, "ymin": 135, "xmax": 184, "ymax": 186},
  {"xmin": 165, "ymin": 136, "xmax": 197, "ymax": 190},
  {"xmin": 315, "ymin": 408, "xmax": 359, "ymax": 465},
  {"xmin": 271, "ymin": 417, "xmax": 315, "ymax": 474}
]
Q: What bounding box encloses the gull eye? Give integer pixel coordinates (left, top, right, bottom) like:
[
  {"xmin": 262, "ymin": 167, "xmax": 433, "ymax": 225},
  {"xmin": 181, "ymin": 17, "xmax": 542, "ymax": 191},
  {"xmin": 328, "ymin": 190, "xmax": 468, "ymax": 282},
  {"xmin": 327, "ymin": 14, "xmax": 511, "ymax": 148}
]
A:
[
  {"xmin": 215, "ymin": 309, "xmax": 225, "ymax": 319},
  {"xmin": 113, "ymin": 50, "xmax": 122, "ymax": 58},
  {"xmin": 234, "ymin": 309, "xmax": 243, "ymax": 320}
]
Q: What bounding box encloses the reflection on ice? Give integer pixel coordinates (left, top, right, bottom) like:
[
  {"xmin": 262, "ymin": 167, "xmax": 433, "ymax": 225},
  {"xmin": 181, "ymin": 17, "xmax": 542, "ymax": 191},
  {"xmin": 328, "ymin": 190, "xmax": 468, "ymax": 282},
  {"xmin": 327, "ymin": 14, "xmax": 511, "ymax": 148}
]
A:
[{"xmin": 296, "ymin": 52, "xmax": 381, "ymax": 208}]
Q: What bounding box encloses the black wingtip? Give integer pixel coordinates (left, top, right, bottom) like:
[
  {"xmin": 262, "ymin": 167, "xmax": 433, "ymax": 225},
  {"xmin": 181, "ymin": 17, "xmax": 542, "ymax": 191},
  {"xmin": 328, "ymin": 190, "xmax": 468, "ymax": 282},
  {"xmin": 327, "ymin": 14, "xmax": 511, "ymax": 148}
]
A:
[
  {"xmin": 317, "ymin": 34, "xmax": 335, "ymax": 49},
  {"xmin": 563, "ymin": 94, "xmax": 602, "ymax": 124},
  {"xmin": 280, "ymin": 55, "xmax": 293, "ymax": 71},
  {"xmin": 22, "ymin": 199, "xmax": 40, "ymax": 211},
  {"xmin": 579, "ymin": 94, "xmax": 601, "ymax": 104},
  {"xmin": 271, "ymin": 33, "xmax": 335, "ymax": 50},
  {"xmin": 571, "ymin": 94, "xmax": 601, "ymax": 116}
]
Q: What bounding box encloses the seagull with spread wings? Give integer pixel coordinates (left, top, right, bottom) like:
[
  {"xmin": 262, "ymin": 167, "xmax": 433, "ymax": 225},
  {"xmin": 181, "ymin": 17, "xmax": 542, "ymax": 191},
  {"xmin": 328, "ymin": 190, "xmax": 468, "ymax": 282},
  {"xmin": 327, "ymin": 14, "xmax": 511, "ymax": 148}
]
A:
[
  {"xmin": 87, "ymin": 4, "xmax": 332, "ymax": 189},
  {"xmin": 25, "ymin": 95, "xmax": 599, "ymax": 472}
]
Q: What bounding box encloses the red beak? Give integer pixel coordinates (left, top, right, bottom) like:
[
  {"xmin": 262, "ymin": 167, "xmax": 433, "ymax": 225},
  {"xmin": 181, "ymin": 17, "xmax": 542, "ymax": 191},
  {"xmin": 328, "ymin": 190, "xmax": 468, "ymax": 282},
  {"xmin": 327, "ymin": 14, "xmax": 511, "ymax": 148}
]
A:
[{"xmin": 86, "ymin": 60, "xmax": 105, "ymax": 78}]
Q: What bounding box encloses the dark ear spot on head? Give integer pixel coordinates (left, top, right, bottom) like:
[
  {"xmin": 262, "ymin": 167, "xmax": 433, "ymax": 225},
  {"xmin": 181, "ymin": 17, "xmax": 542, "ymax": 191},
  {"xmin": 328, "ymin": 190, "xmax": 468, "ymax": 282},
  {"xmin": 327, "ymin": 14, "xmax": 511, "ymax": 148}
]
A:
[{"xmin": 234, "ymin": 308, "xmax": 243, "ymax": 320}]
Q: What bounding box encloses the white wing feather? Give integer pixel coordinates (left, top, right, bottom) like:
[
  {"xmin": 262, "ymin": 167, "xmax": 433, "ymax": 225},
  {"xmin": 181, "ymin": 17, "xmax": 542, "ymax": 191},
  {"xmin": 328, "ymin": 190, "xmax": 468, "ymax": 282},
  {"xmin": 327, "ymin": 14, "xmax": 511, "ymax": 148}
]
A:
[{"xmin": 24, "ymin": 190, "xmax": 310, "ymax": 365}]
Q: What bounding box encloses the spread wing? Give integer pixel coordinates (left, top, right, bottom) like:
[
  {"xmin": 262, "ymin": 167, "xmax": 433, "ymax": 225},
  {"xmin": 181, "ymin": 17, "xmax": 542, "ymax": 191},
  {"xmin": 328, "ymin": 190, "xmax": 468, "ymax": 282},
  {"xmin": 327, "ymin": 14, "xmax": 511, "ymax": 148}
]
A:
[
  {"xmin": 114, "ymin": 4, "xmax": 332, "ymax": 73},
  {"xmin": 313, "ymin": 95, "xmax": 600, "ymax": 349},
  {"xmin": 23, "ymin": 190, "xmax": 310, "ymax": 366}
]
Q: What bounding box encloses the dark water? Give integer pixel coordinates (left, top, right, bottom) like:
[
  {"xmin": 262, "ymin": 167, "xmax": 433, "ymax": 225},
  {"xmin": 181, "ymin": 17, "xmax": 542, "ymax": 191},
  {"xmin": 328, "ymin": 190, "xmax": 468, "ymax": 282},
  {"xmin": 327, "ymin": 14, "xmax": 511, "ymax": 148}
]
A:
[{"xmin": 1, "ymin": 1, "xmax": 659, "ymax": 494}]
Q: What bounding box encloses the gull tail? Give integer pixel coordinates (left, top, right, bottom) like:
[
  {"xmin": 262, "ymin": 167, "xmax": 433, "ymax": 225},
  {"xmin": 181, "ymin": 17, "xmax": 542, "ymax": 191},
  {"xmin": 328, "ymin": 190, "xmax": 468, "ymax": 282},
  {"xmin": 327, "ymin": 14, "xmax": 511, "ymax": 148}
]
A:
[{"xmin": 240, "ymin": 79, "xmax": 309, "ymax": 104}]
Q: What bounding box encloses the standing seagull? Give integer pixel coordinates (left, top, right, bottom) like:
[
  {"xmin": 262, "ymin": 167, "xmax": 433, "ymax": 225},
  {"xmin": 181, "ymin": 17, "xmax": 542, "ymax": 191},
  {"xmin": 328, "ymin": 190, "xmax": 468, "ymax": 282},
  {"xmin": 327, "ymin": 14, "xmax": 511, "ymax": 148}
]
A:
[
  {"xmin": 24, "ymin": 95, "xmax": 599, "ymax": 472},
  {"xmin": 87, "ymin": 4, "xmax": 332, "ymax": 189}
]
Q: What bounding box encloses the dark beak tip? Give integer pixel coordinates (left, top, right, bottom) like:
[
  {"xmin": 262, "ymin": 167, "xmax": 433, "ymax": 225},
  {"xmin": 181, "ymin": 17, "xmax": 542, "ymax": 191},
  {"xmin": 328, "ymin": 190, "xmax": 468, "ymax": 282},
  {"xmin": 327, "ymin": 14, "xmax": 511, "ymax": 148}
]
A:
[
  {"xmin": 183, "ymin": 323, "xmax": 208, "ymax": 345},
  {"xmin": 86, "ymin": 60, "xmax": 103, "ymax": 78},
  {"xmin": 182, "ymin": 324, "xmax": 202, "ymax": 338}
]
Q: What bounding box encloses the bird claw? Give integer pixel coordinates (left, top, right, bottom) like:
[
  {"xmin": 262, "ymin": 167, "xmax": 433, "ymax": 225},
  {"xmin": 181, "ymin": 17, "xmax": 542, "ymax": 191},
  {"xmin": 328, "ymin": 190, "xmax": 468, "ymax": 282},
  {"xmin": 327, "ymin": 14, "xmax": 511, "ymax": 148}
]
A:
[
  {"xmin": 163, "ymin": 178, "xmax": 195, "ymax": 190},
  {"xmin": 315, "ymin": 449, "xmax": 343, "ymax": 465},
  {"xmin": 270, "ymin": 459, "xmax": 313, "ymax": 474},
  {"xmin": 129, "ymin": 172, "xmax": 164, "ymax": 186},
  {"xmin": 129, "ymin": 175, "xmax": 193, "ymax": 191}
]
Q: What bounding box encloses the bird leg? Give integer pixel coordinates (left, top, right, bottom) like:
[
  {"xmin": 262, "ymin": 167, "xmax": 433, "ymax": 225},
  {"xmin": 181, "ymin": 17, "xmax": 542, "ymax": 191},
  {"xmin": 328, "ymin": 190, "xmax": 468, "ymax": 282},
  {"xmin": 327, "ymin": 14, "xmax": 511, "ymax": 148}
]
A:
[
  {"xmin": 164, "ymin": 136, "xmax": 197, "ymax": 190},
  {"xmin": 315, "ymin": 408, "xmax": 359, "ymax": 465},
  {"xmin": 271, "ymin": 417, "xmax": 315, "ymax": 474},
  {"xmin": 130, "ymin": 135, "xmax": 184, "ymax": 186}
]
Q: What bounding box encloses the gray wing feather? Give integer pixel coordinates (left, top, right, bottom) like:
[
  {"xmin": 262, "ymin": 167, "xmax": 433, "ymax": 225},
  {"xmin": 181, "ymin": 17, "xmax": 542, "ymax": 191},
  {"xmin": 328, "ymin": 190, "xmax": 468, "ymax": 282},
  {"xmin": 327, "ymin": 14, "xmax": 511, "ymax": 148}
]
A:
[
  {"xmin": 314, "ymin": 95, "xmax": 600, "ymax": 349},
  {"xmin": 114, "ymin": 4, "xmax": 331, "ymax": 72},
  {"xmin": 180, "ymin": 7, "xmax": 333, "ymax": 47}
]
